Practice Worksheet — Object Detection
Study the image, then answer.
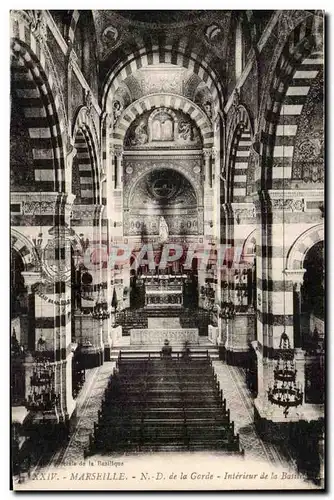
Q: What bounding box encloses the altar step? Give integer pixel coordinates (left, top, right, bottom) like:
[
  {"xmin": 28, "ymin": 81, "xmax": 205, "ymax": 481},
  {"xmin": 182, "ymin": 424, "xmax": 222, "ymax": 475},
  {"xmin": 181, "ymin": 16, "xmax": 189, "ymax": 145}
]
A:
[{"xmin": 116, "ymin": 307, "xmax": 211, "ymax": 336}]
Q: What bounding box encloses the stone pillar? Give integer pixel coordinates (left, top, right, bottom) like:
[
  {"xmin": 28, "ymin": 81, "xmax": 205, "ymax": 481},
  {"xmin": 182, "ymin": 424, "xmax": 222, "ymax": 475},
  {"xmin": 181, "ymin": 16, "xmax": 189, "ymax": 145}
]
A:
[
  {"xmin": 253, "ymin": 190, "xmax": 323, "ymax": 434},
  {"xmin": 203, "ymin": 148, "xmax": 211, "ymax": 188},
  {"xmin": 284, "ymin": 269, "xmax": 306, "ymax": 349},
  {"xmin": 20, "ymin": 193, "xmax": 77, "ymax": 426},
  {"xmin": 114, "ymin": 146, "xmax": 123, "ymax": 189},
  {"xmin": 21, "ymin": 272, "xmax": 40, "ymax": 351}
]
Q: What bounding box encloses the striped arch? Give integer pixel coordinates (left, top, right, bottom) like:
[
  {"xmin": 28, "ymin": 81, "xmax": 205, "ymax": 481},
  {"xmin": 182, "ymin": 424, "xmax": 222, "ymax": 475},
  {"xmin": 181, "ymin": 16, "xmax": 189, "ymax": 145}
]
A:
[
  {"xmin": 10, "ymin": 17, "xmax": 67, "ymax": 192},
  {"xmin": 102, "ymin": 46, "xmax": 224, "ymax": 116},
  {"xmin": 242, "ymin": 229, "xmax": 256, "ymax": 256},
  {"xmin": 271, "ymin": 51, "xmax": 323, "ymax": 183},
  {"xmin": 286, "ymin": 223, "xmax": 324, "ymax": 271},
  {"xmin": 260, "ymin": 13, "xmax": 323, "ymax": 187},
  {"xmin": 72, "ymin": 108, "xmax": 100, "ymax": 205},
  {"xmin": 113, "ymin": 94, "xmax": 213, "ymax": 148},
  {"xmin": 226, "ymin": 106, "xmax": 253, "ymax": 202},
  {"xmin": 11, "ymin": 229, "xmax": 37, "ymax": 272},
  {"xmin": 67, "ymin": 10, "xmax": 80, "ymax": 45}
]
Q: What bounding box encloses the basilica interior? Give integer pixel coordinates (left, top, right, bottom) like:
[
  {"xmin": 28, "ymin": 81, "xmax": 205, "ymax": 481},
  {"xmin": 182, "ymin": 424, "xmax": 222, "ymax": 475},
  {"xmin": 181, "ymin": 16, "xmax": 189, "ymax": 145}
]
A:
[{"xmin": 10, "ymin": 10, "xmax": 324, "ymax": 487}]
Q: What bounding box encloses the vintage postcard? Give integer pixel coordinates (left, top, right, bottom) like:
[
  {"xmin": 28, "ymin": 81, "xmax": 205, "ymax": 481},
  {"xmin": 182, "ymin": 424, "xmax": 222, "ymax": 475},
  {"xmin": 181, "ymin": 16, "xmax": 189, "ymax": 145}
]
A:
[{"xmin": 10, "ymin": 9, "xmax": 325, "ymax": 491}]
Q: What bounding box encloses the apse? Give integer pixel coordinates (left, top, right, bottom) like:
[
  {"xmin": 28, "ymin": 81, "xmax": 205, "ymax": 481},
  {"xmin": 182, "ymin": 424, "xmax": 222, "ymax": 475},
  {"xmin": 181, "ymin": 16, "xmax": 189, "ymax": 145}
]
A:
[{"xmin": 126, "ymin": 168, "xmax": 198, "ymax": 237}]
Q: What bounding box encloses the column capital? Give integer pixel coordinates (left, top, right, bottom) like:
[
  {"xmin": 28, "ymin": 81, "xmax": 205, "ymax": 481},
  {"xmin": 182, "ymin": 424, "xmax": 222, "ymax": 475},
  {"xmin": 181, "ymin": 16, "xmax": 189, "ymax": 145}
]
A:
[
  {"xmin": 113, "ymin": 146, "xmax": 123, "ymax": 159},
  {"xmin": 283, "ymin": 269, "xmax": 306, "ymax": 288},
  {"xmin": 230, "ymin": 202, "xmax": 256, "ymax": 221},
  {"xmin": 203, "ymin": 148, "xmax": 212, "ymax": 159},
  {"xmin": 21, "ymin": 271, "xmax": 41, "ymax": 291}
]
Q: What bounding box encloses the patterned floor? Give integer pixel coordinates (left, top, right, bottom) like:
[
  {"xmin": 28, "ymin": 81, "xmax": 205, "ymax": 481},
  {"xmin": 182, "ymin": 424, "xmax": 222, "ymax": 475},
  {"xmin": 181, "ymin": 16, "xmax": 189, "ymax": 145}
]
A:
[{"xmin": 212, "ymin": 361, "xmax": 296, "ymax": 468}]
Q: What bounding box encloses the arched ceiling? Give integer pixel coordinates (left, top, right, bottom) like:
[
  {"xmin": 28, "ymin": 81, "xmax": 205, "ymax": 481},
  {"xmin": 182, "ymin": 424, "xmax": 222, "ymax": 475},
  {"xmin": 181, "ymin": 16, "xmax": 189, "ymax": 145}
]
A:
[{"xmin": 93, "ymin": 10, "xmax": 233, "ymax": 109}]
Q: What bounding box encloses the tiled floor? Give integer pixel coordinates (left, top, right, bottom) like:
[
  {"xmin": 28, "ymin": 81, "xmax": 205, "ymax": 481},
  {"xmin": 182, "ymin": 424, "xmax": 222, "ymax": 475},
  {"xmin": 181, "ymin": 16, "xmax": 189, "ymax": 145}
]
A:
[{"xmin": 212, "ymin": 361, "xmax": 296, "ymax": 468}]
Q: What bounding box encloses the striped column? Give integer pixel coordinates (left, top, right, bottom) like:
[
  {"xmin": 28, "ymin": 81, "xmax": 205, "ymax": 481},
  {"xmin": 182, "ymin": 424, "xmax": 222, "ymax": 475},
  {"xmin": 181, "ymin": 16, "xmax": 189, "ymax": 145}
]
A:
[{"xmin": 231, "ymin": 129, "xmax": 252, "ymax": 202}]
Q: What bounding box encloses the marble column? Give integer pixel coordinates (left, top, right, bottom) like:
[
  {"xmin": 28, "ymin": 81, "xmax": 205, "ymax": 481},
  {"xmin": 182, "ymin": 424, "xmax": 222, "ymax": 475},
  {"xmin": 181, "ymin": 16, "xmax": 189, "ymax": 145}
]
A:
[
  {"xmin": 284, "ymin": 269, "xmax": 306, "ymax": 349},
  {"xmin": 203, "ymin": 148, "xmax": 212, "ymax": 188},
  {"xmin": 114, "ymin": 146, "xmax": 123, "ymax": 189}
]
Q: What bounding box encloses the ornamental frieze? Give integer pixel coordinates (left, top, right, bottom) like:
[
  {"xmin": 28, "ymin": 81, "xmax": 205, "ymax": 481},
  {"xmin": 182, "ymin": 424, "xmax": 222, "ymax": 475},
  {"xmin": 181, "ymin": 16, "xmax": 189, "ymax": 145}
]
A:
[
  {"xmin": 270, "ymin": 198, "xmax": 305, "ymax": 212},
  {"xmin": 22, "ymin": 201, "xmax": 57, "ymax": 215}
]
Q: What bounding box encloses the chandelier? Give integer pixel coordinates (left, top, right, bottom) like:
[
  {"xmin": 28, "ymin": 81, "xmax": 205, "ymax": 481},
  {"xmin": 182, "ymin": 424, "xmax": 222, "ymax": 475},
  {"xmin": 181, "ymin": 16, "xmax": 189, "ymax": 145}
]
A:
[
  {"xmin": 25, "ymin": 337, "xmax": 59, "ymax": 413},
  {"xmin": 91, "ymin": 286, "xmax": 110, "ymax": 320},
  {"xmin": 11, "ymin": 329, "xmax": 24, "ymax": 358},
  {"xmin": 219, "ymin": 301, "xmax": 236, "ymax": 319},
  {"xmin": 267, "ymin": 332, "xmax": 303, "ymax": 417},
  {"xmin": 267, "ymin": 107, "xmax": 303, "ymax": 418}
]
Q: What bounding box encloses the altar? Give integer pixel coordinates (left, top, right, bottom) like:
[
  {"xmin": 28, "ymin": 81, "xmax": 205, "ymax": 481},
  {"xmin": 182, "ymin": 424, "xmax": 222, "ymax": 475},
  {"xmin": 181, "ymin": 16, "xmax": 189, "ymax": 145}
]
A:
[
  {"xmin": 130, "ymin": 328, "xmax": 199, "ymax": 345},
  {"xmin": 143, "ymin": 273, "xmax": 186, "ymax": 307}
]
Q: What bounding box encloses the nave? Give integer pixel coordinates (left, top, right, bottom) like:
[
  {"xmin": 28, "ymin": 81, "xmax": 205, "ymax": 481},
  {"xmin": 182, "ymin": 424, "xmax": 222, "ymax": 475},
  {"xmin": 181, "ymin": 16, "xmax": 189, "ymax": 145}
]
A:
[
  {"xmin": 14, "ymin": 343, "xmax": 321, "ymax": 488},
  {"xmin": 10, "ymin": 9, "xmax": 325, "ymax": 491}
]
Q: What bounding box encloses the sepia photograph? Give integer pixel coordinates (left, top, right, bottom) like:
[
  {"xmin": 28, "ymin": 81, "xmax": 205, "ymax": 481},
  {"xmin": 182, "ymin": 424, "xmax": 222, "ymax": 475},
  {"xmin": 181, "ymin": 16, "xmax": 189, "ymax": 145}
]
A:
[{"xmin": 9, "ymin": 9, "xmax": 325, "ymax": 491}]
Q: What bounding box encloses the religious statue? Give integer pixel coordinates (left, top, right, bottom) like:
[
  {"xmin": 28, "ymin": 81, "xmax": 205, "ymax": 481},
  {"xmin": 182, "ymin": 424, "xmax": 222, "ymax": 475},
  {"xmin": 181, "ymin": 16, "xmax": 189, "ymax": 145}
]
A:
[
  {"xmin": 204, "ymin": 100, "xmax": 212, "ymax": 119},
  {"xmin": 161, "ymin": 339, "xmax": 172, "ymax": 358},
  {"xmin": 159, "ymin": 216, "xmax": 169, "ymax": 243},
  {"xmin": 113, "ymin": 100, "xmax": 123, "ymax": 123}
]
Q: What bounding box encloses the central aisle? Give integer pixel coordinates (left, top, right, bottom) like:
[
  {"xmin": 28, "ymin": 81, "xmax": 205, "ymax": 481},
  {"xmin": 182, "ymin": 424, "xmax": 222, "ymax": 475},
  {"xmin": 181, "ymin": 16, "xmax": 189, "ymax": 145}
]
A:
[{"xmin": 27, "ymin": 356, "xmax": 296, "ymax": 475}]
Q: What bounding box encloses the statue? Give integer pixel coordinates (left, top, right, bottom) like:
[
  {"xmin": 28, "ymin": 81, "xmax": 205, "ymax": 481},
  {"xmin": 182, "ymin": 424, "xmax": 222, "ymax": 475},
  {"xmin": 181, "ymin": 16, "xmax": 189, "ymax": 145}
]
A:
[
  {"xmin": 159, "ymin": 216, "xmax": 169, "ymax": 243},
  {"xmin": 161, "ymin": 339, "xmax": 172, "ymax": 358},
  {"xmin": 113, "ymin": 100, "xmax": 123, "ymax": 123},
  {"xmin": 204, "ymin": 100, "xmax": 212, "ymax": 119}
]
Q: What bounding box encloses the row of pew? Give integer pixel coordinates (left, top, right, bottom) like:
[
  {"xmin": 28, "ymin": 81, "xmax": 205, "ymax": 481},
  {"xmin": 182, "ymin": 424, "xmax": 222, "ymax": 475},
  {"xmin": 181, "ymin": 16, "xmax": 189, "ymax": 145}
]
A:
[{"xmin": 89, "ymin": 354, "xmax": 242, "ymax": 453}]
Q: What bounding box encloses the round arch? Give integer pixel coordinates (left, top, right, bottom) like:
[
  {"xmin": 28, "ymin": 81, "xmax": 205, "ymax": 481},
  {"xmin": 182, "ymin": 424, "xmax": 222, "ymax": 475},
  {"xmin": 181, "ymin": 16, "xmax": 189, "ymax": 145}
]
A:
[
  {"xmin": 72, "ymin": 107, "xmax": 101, "ymax": 204},
  {"xmin": 256, "ymin": 12, "xmax": 323, "ymax": 188},
  {"xmin": 286, "ymin": 223, "xmax": 324, "ymax": 271},
  {"xmin": 226, "ymin": 105, "xmax": 253, "ymax": 203},
  {"xmin": 10, "ymin": 39, "xmax": 67, "ymax": 192},
  {"xmin": 241, "ymin": 228, "xmax": 256, "ymax": 257},
  {"xmin": 11, "ymin": 229, "xmax": 38, "ymax": 272},
  {"xmin": 113, "ymin": 93, "xmax": 213, "ymax": 148},
  {"xmin": 102, "ymin": 46, "xmax": 224, "ymax": 116},
  {"xmin": 10, "ymin": 12, "xmax": 68, "ymax": 192}
]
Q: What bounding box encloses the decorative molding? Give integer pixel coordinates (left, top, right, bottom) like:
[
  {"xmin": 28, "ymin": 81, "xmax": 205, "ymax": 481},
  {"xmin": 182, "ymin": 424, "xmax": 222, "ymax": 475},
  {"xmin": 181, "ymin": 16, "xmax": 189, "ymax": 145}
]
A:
[
  {"xmin": 71, "ymin": 204, "xmax": 104, "ymax": 220},
  {"xmin": 203, "ymin": 148, "xmax": 212, "ymax": 159},
  {"xmin": 231, "ymin": 203, "xmax": 256, "ymax": 220},
  {"xmin": 11, "ymin": 192, "xmax": 75, "ymax": 215},
  {"xmin": 283, "ymin": 269, "xmax": 306, "ymax": 286},
  {"xmin": 130, "ymin": 328, "xmax": 199, "ymax": 345},
  {"xmin": 102, "ymin": 25, "xmax": 119, "ymax": 47},
  {"xmin": 22, "ymin": 201, "xmax": 57, "ymax": 215},
  {"xmin": 124, "ymin": 150, "xmax": 201, "ymax": 157},
  {"xmin": 271, "ymin": 198, "xmax": 305, "ymax": 212}
]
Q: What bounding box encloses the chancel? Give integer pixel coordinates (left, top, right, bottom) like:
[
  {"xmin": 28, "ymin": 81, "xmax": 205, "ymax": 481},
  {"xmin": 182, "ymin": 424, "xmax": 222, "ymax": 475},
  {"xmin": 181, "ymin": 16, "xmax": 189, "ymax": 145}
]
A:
[{"xmin": 10, "ymin": 9, "xmax": 324, "ymax": 488}]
